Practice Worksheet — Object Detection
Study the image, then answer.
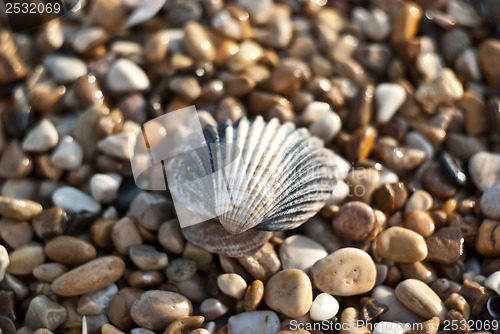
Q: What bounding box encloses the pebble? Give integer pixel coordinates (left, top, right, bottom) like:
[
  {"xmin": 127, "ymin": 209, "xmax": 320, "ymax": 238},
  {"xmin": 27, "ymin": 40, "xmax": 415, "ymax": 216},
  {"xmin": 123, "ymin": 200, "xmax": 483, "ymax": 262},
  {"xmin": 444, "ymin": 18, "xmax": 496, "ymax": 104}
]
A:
[
  {"xmin": 391, "ymin": 1, "xmax": 422, "ymax": 46},
  {"xmin": 309, "ymin": 293, "xmax": 339, "ymax": 321},
  {"xmin": 405, "ymin": 190, "xmax": 433, "ymax": 215},
  {"xmin": 345, "ymin": 168, "xmax": 380, "ymax": 203},
  {"xmin": 0, "ymin": 141, "xmax": 33, "ymax": 178},
  {"xmin": 130, "ymin": 192, "xmax": 174, "ymax": 231},
  {"xmin": 90, "ymin": 173, "xmax": 122, "ymax": 204},
  {"xmin": 227, "ymin": 311, "xmax": 280, "ymax": 334},
  {"xmin": 43, "ymin": 54, "xmax": 88, "ymax": 83},
  {"xmin": 52, "ymin": 186, "xmax": 101, "ymax": 214},
  {"xmin": 460, "ymin": 280, "xmax": 495, "ymax": 315},
  {"xmin": 25, "ymin": 295, "xmax": 67, "ymax": 331},
  {"xmin": 279, "ymin": 235, "xmax": 327, "ymax": 272},
  {"xmin": 169, "ymin": 76, "xmax": 201, "ymax": 102},
  {"xmin": 480, "ymin": 185, "xmax": 500, "ymax": 219},
  {"xmin": 45, "ymin": 236, "xmax": 97, "ymax": 265},
  {"xmin": 32, "ymin": 207, "xmax": 67, "ymax": 239},
  {"xmin": 129, "ymin": 245, "xmax": 168, "ymax": 271},
  {"xmin": 375, "ymin": 83, "xmax": 407, "ymax": 123},
  {"xmin": 50, "ymin": 136, "xmax": 84, "ymax": 170},
  {"xmin": 476, "ymin": 220, "xmax": 500, "ymax": 256},
  {"xmin": 218, "ymin": 273, "xmax": 248, "ymax": 300},
  {"xmin": 71, "ymin": 27, "xmax": 108, "ymax": 54},
  {"xmin": 375, "ymin": 226, "xmax": 428, "ymax": 263},
  {"xmin": 164, "ymin": 316, "xmax": 204, "ymax": 334},
  {"xmin": 439, "ymin": 153, "xmax": 467, "ymax": 187},
  {"xmin": 32, "ymin": 263, "xmax": 68, "ymax": 282},
  {"xmin": 312, "ymin": 247, "xmax": 376, "ymax": 296},
  {"xmin": 243, "ymin": 280, "xmax": 264, "ymax": 312},
  {"xmin": 345, "ymin": 126, "xmax": 376, "ymax": 161},
  {"xmin": 158, "ymin": 219, "xmax": 185, "ymax": 254},
  {"xmin": 333, "ymin": 201, "xmax": 376, "ymax": 241},
  {"xmin": 51, "ymin": 256, "xmax": 125, "ymax": 296},
  {"xmin": 425, "ymin": 227, "xmax": 463, "ymax": 264},
  {"xmin": 97, "ymin": 133, "xmax": 133, "ymax": 160},
  {"xmin": 0, "ymin": 218, "xmax": 33, "ymax": 249},
  {"xmin": 108, "ymin": 290, "xmax": 143, "ymax": 331},
  {"xmin": 22, "ymin": 119, "xmax": 58, "ymax": 152},
  {"xmin": 200, "ymin": 298, "xmax": 228, "ymax": 321},
  {"xmin": 403, "ymin": 210, "xmax": 435, "ymax": 237},
  {"xmin": 6, "ymin": 244, "xmax": 45, "ymax": 275},
  {"xmin": 183, "ymin": 21, "xmax": 216, "ymax": 62},
  {"xmin": 444, "ymin": 293, "xmax": 470, "ymax": 320},
  {"xmin": 130, "ymin": 290, "xmax": 193, "ymax": 330},
  {"xmin": 395, "ymin": 279, "xmax": 448, "ymax": 320},
  {"xmin": 77, "ymin": 296, "xmax": 102, "ymax": 315},
  {"xmin": 106, "ymin": 59, "xmax": 150, "ymax": 94},
  {"xmin": 167, "ymin": 257, "xmax": 197, "ymax": 283},
  {"xmin": 469, "ymin": 152, "xmax": 500, "ymax": 192},
  {"xmin": 415, "ymin": 69, "xmax": 464, "ymax": 111},
  {"xmin": 111, "ymin": 217, "xmax": 143, "ymax": 255},
  {"xmin": 237, "ymin": 242, "xmax": 280, "ymax": 282},
  {"xmin": 308, "ymin": 110, "xmax": 342, "ymax": 143},
  {"xmin": 479, "ymin": 39, "xmax": 500, "ymax": 85},
  {"xmin": 0, "ymin": 246, "xmax": 8, "ymax": 282}
]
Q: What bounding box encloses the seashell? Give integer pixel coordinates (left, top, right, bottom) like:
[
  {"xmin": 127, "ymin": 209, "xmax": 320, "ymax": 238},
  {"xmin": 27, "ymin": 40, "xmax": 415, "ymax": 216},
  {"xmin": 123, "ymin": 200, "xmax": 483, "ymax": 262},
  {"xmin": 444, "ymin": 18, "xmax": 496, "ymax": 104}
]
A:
[{"xmin": 165, "ymin": 116, "xmax": 337, "ymax": 256}]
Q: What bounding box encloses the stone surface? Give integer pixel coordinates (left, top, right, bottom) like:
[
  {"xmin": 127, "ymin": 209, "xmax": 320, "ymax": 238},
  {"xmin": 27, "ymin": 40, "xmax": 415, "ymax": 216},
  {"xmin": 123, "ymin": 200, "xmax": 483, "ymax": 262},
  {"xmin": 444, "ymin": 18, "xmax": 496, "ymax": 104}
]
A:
[
  {"xmin": 332, "ymin": 201, "xmax": 376, "ymax": 241},
  {"xmin": 312, "ymin": 247, "xmax": 376, "ymax": 296},
  {"xmin": 237, "ymin": 242, "xmax": 280, "ymax": 282},
  {"xmin": 158, "ymin": 220, "xmax": 184, "ymax": 254},
  {"xmin": 0, "ymin": 141, "xmax": 33, "ymax": 179},
  {"xmin": 279, "ymin": 235, "xmax": 327, "ymax": 272},
  {"xmin": 403, "ymin": 210, "xmax": 435, "ymax": 237},
  {"xmin": 460, "ymin": 280, "xmax": 495, "ymax": 315},
  {"xmin": 183, "ymin": 21, "xmax": 216, "ymax": 62},
  {"xmin": 45, "ymin": 236, "xmax": 97, "ymax": 265},
  {"xmin": 425, "ymin": 227, "xmax": 463, "ymax": 264},
  {"xmin": 51, "ymin": 256, "xmax": 125, "ymax": 296},
  {"xmin": 227, "ymin": 311, "xmax": 280, "ymax": 334},
  {"xmin": 130, "ymin": 290, "xmax": 192, "ymax": 330},
  {"xmin": 32, "ymin": 207, "xmax": 67, "ymax": 239},
  {"xmin": 106, "ymin": 59, "xmax": 150, "ymax": 94},
  {"xmin": 396, "ymin": 279, "xmax": 448, "ymax": 320},
  {"xmin": 309, "ymin": 293, "xmax": 339, "ymax": 321},
  {"xmin": 405, "ymin": 190, "xmax": 433, "ymax": 215},
  {"xmin": 6, "ymin": 244, "xmax": 45, "ymax": 275},
  {"xmin": 107, "ymin": 287, "xmax": 143, "ymax": 331},
  {"xmin": 243, "ymin": 279, "xmax": 264, "ymax": 312},
  {"xmin": 480, "ymin": 185, "xmax": 500, "ymax": 219},
  {"xmin": 375, "ymin": 83, "xmax": 407, "ymax": 123},
  {"xmin": 264, "ymin": 269, "xmax": 312, "ymax": 318},
  {"xmin": 98, "ymin": 133, "xmax": 134, "ymax": 160},
  {"xmin": 167, "ymin": 257, "xmax": 197, "ymax": 283},
  {"xmin": 469, "ymin": 152, "xmax": 500, "ymax": 192},
  {"xmin": 25, "ymin": 295, "xmax": 67, "ymax": 331},
  {"xmin": 376, "ymin": 226, "xmax": 428, "ymax": 262},
  {"xmin": 130, "ymin": 192, "xmax": 174, "ymax": 231},
  {"xmin": 22, "ymin": 119, "xmax": 58, "ymax": 152},
  {"xmin": 308, "ymin": 110, "xmax": 342, "ymax": 143}
]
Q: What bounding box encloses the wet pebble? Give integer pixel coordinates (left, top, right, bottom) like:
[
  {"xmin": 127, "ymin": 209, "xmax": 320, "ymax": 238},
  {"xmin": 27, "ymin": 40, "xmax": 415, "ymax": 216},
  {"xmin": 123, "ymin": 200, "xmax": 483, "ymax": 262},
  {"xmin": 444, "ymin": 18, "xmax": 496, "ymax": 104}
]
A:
[
  {"xmin": 106, "ymin": 59, "xmax": 150, "ymax": 94},
  {"xmin": 32, "ymin": 207, "xmax": 67, "ymax": 239},
  {"xmin": 43, "ymin": 54, "xmax": 88, "ymax": 83},
  {"xmin": 22, "ymin": 119, "xmax": 58, "ymax": 152},
  {"xmin": 312, "ymin": 247, "xmax": 376, "ymax": 296},
  {"xmin": 460, "ymin": 279, "xmax": 495, "ymax": 315},
  {"xmin": 309, "ymin": 293, "xmax": 339, "ymax": 321},
  {"xmin": 130, "ymin": 290, "xmax": 193, "ymax": 330},
  {"xmin": 129, "ymin": 245, "xmax": 167, "ymax": 271},
  {"xmin": 333, "ymin": 201, "xmax": 376, "ymax": 241},
  {"xmin": 6, "ymin": 244, "xmax": 45, "ymax": 275},
  {"xmin": 243, "ymin": 280, "xmax": 264, "ymax": 312},
  {"xmin": 183, "ymin": 21, "xmax": 216, "ymax": 62},
  {"xmin": 376, "ymin": 226, "xmax": 428, "ymax": 263},
  {"xmin": 50, "ymin": 136, "xmax": 84, "ymax": 170},
  {"xmin": 45, "ymin": 236, "xmax": 97, "ymax": 265},
  {"xmin": 52, "ymin": 186, "xmax": 101, "ymax": 214},
  {"xmin": 264, "ymin": 269, "xmax": 312, "ymax": 318},
  {"xmin": 403, "ymin": 210, "xmax": 435, "ymax": 237},
  {"xmin": 25, "ymin": 295, "xmax": 67, "ymax": 331},
  {"xmin": 227, "ymin": 311, "xmax": 280, "ymax": 334},
  {"xmin": 395, "ymin": 279, "xmax": 448, "ymax": 320},
  {"xmin": 480, "ymin": 185, "xmax": 500, "ymax": 219},
  {"xmin": 279, "ymin": 235, "xmax": 327, "ymax": 272}
]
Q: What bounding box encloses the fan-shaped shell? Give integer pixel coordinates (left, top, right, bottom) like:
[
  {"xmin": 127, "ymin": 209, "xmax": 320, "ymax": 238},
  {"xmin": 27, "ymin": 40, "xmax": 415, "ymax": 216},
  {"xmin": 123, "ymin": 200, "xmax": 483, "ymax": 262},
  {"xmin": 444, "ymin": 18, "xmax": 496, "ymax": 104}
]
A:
[{"xmin": 165, "ymin": 116, "xmax": 336, "ymax": 254}]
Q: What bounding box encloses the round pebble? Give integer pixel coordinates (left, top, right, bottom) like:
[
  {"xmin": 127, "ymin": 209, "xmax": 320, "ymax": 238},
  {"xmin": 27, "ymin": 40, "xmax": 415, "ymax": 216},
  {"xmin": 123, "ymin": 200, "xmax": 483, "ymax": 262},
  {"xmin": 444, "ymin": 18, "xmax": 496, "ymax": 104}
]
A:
[
  {"xmin": 45, "ymin": 236, "xmax": 96, "ymax": 265},
  {"xmin": 32, "ymin": 263, "xmax": 68, "ymax": 282},
  {"xmin": 375, "ymin": 83, "xmax": 407, "ymax": 123},
  {"xmin": 405, "ymin": 190, "xmax": 433, "ymax": 215},
  {"xmin": 22, "ymin": 119, "xmax": 58, "ymax": 152},
  {"xmin": 469, "ymin": 152, "xmax": 500, "ymax": 192},
  {"xmin": 167, "ymin": 257, "xmax": 197, "ymax": 283},
  {"xmin": 200, "ymin": 298, "xmax": 228, "ymax": 321},
  {"xmin": 52, "ymin": 186, "xmax": 101, "ymax": 214},
  {"xmin": 309, "ymin": 293, "xmax": 339, "ymax": 321},
  {"xmin": 90, "ymin": 173, "xmax": 122, "ymax": 204},
  {"xmin": 43, "ymin": 54, "xmax": 88, "ymax": 83},
  {"xmin": 376, "ymin": 226, "xmax": 428, "ymax": 262},
  {"xmin": 227, "ymin": 311, "xmax": 280, "ymax": 334},
  {"xmin": 0, "ymin": 245, "xmax": 9, "ymax": 281},
  {"xmin": 264, "ymin": 269, "xmax": 312, "ymax": 318},
  {"xmin": 395, "ymin": 279, "xmax": 448, "ymax": 320},
  {"xmin": 130, "ymin": 290, "xmax": 193, "ymax": 330},
  {"xmin": 279, "ymin": 235, "xmax": 327, "ymax": 272},
  {"xmin": 7, "ymin": 244, "xmax": 46, "ymax": 275},
  {"xmin": 243, "ymin": 279, "xmax": 264, "ymax": 312},
  {"xmin": 332, "ymin": 201, "xmax": 376, "ymax": 241},
  {"xmin": 106, "ymin": 59, "xmax": 150, "ymax": 94},
  {"xmin": 480, "ymin": 185, "xmax": 500, "ymax": 219},
  {"xmin": 312, "ymin": 247, "xmax": 376, "ymax": 296},
  {"xmin": 217, "ymin": 273, "xmax": 248, "ymax": 300},
  {"xmin": 128, "ymin": 244, "xmax": 168, "ymax": 271},
  {"xmin": 403, "ymin": 210, "xmax": 436, "ymax": 237}
]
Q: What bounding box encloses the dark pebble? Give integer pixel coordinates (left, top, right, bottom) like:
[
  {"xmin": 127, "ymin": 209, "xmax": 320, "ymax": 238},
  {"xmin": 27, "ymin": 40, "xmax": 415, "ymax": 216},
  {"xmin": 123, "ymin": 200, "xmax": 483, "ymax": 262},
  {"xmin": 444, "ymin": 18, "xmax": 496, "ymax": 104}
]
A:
[
  {"xmin": 439, "ymin": 153, "xmax": 467, "ymax": 187},
  {"xmin": 460, "ymin": 280, "xmax": 496, "ymax": 315},
  {"xmin": 116, "ymin": 93, "xmax": 148, "ymax": 124},
  {"xmin": 4, "ymin": 88, "xmax": 31, "ymax": 137},
  {"xmin": 425, "ymin": 226, "xmax": 464, "ymax": 264},
  {"xmin": 430, "ymin": 278, "xmax": 461, "ymax": 300},
  {"xmin": 436, "ymin": 260, "xmax": 465, "ymax": 281},
  {"xmin": 360, "ymin": 297, "xmax": 388, "ymax": 321},
  {"xmin": 166, "ymin": 257, "xmax": 197, "ymax": 283},
  {"xmin": 0, "ymin": 316, "xmax": 15, "ymax": 334},
  {"xmin": 32, "ymin": 207, "xmax": 68, "ymax": 239},
  {"xmin": 0, "ymin": 290, "xmax": 15, "ymax": 321},
  {"xmin": 488, "ymin": 97, "xmax": 500, "ymax": 136},
  {"xmin": 487, "ymin": 295, "xmax": 500, "ymax": 319},
  {"xmin": 422, "ymin": 162, "xmax": 457, "ymax": 199}
]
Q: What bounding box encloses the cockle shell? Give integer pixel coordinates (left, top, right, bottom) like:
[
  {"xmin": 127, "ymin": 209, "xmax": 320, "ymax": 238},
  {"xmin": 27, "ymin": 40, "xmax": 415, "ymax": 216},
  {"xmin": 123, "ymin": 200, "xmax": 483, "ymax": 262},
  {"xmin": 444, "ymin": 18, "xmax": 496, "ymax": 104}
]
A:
[{"xmin": 166, "ymin": 116, "xmax": 337, "ymax": 256}]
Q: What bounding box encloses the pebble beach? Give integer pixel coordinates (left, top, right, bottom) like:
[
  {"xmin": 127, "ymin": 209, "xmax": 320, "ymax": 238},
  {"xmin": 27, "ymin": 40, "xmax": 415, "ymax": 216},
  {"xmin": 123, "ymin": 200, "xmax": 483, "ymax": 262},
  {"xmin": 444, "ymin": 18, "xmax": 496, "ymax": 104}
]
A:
[{"xmin": 0, "ymin": 0, "xmax": 500, "ymax": 334}]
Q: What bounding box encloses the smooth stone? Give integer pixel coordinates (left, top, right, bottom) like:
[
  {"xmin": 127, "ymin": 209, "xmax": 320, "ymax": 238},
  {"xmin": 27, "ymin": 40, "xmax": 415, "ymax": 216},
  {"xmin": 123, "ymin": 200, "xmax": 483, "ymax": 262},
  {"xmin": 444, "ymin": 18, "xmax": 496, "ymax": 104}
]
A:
[
  {"xmin": 460, "ymin": 279, "xmax": 496, "ymax": 315},
  {"xmin": 479, "ymin": 39, "xmax": 500, "ymax": 85},
  {"xmin": 43, "ymin": 54, "xmax": 87, "ymax": 83},
  {"xmin": 480, "ymin": 185, "xmax": 500, "ymax": 219},
  {"xmin": 264, "ymin": 269, "xmax": 312, "ymax": 318},
  {"xmin": 309, "ymin": 293, "xmax": 339, "ymax": 321},
  {"xmin": 130, "ymin": 192, "xmax": 174, "ymax": 231},
  {"xmin": 406, "ymin": 131, "xmax": 434, "ymax": 161},
  {"xmin": 90, "ymin": 173, "xmax": 121, "ymax": 204},
  {"xmin": 0, "ymin": 246, "xmax": 8, "ymax": 282},
  {"xmin": 227, "ymin": 311, "xmax": 280, "ymax": 334},
  {"xmin": 45, "ymin": 236, "xmax": 96, "ymax": 265},
  {"xmin": 439, "ymin": 153, "xmax": 467, "ymax": 187},
  {"xmin": 405, "ymin": 190, "xmax": 433, "ymax": 215},
  {"xmin": 25, "ymin": 296, "xmax": 67, "ymax": 331},
  {"xmin": 71, "ymin": 27, "xmax": 108, "ymax": 54},
  {"xmin": 22, "ymin": 119, "xmax": 58, "ymax": 152},
  {"xmin": 415, "ymin": 69, "xmax": 464, "ymax": 111},
  {"xmin": 0, "ymin": 218, "xmax": 33, "ymax": 249},
  {"xmin": 301, "ymin": 101, "xmax": 331, "ymax": 126},
  {"xmin": 32, "ymin": 207, "xmax": 67, "ymax": 239},
  {"xmin": 50, "ymin": 136, "xmax": 84, "ymax": 170},
  {"xmin": 425, "ymin": 227, "xmax": 463, "ymax": 264},
  {"xmin": 236, "ymin": 242, "xmax": 281, "ymax": 282},
  {"xmin": 217, "ymin": 273, "xmax": 247, "ymax": 300},
  {"xmin": 236, "ymin": 0, "xmax": 272, "ymax": 24},
  {"xmin": 183, "ymin": 21, "xmax": 216, "ymax": 62},
  {"xmin": 243, "ymin": 279, "xmax": 264, "ymax": 312},
  {"xmin": 129, "ymin": 245, "xmax": 167, "ymax": 271},
  {"xmin": 333, "ymin": 201, "xmax": 376, "ymax": 241},
  {"xmin": 107, "ymin": 287, "xmax": 142, "ymax": 331},
  {"xmin": 0, "ymin": 273, "xmax": 28, "ymax": 301},
  {"xmin": 485, "ymin": 271, "xmax": 500, "ymax": 295},
  {"xmin": 158, "ymin": 220, "xmax": 184, "ymax": 254},
  {"xmin": 376, "ymin": 226, "xmax": 428, "ymax": 262},
  {"xmin": 52, "ymin": 186, "xmax": 101, "ymax": 214},
  {"xmin": 445, "ymin": 293, "xmax": 470, "ymax": 319},
  {"xmin": 352, "ymin": 7, "xmax": 390, "ymax": 41},
  {"xmin": 106, "ymin": 59, "xmax": 150, "ymax": 94},
  {"xmin": 375, "ymin": 83, "xmax": 407, "ymax": 123},
  {"xmin": 111, "ymin": 217, "xmax": 143, "ymax": 255},
  {"xmin": 476, "ymin": 220, "xmax": 500, "ymax": 256},
  {"xmin": 312, "ymin": 247, "xmax": 376, "ymax": 296},
  {"xmin": 308, "ymin": 110, "xmax": 341, "ymax": 143},
  {"xmin": 0, "ymin": 141, "xmax": 33, "ymax": 178},
  {"xmin": 97, "ymin": 133, "xmax": 133, "ymax": 160},
  {"xmin": 0, "ymin": 316, "xmax": 15, "ymax": 334},
  {"xmin": 174, "ymin": 273, "xmax": 207, "ymax": 303},
  {"xmin": 51, "ymin": 256, "xmax": 125, "ymax": 296},
  {"xmin": 446, "ymin": 133, "xmax": 486, "ymax": 161},
  {"xmin": 6, "ymin": 244, "xmax": 45, "ymax": 275},
  {"xmin": 396, "ymin": 279, "xmax": 448, "ymax": 320},
  {"xmin": 77, "ymin": 295, "xmax": 102, "ymax": 315},
  {"xmin": 279, "ymin": 235, "xmax": 327, "ymax": 272},
  {"xmin": 167, "ymin": 257, "xmax": 197, "ymax": 283},
  {"xmin": 32, "ymin": 263, "xmax": 68, "ymax": 282},
  {"xmin": 200, "ymin": 298, "xmax": 228, "ymax": 321},
  {"xmin": 469, "ymin": 152, "xmax": 500, "ymax": 192},
  {"xmin": 403, "ymin": 210, "xmax": 435, "ymax": 237},
  {"xmin": 326, "ymin": 181, "xmax": 349, "ymax": 205},
  {"xmin": 130, "ymin": 290, "xmax": 192, "ymax": 330},
  {"xmin": 345, "ymin": 168, "xmax": 380, "ymax": 203},
  {"xmin": 1, "ymin": 178, "xmax": 37, "ymax": 201}
]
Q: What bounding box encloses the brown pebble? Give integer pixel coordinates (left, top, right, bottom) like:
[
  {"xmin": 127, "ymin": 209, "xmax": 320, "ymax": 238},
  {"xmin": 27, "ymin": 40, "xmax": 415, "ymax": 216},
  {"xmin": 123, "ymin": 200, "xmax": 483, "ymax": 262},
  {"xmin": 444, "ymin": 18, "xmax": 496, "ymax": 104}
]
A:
[
  {"xmin": 33, "ymin": 263, "xmax": 68, "ymax": 282},
  {"xmin": 425, "ymin": 226, "xmax": 463, "ymax": 264},
  {"xmin": 183, "ymin": 21, "xmax": 216, "ymax": 62},
  {"xmin": 444, "ymin": 293, "xmax": 470, "ymax": 320},
  {"xmin": 422, "ymin": 163, "xmax": 457, "ymax": 199},
  {"xmin": 0, "ymin": 141, "xmax": 33, "ymax": 178},
  {"xmin": 237, "ymin": 242, "xmax": 280, "ymax": 282},
  {"xmin": 243, "ymin": 280, "xmax": 264, "ymax": 312},
  {"xmin": 77, "ymin": 295, "xmax": 102, "ymax": 315},
  {"xmin": 32, "ymin": 207, "xmax": 67, "ymax": 239},
  {"xmin": 332, "ymin": 201, "xmax": 376, "ymax": 241},
  {"xmin": 376, "ymin": 226, "xmax": 428, "ymax": 262},
  {"xmin": 35, "ymin": 154, "xmax": 64, "ymax": 181},
  {"xmin": 90, "ymin": 218, "xmax": 117, "ymax": 249},
  {"xmin": 391, "ymin": 2, "xmax": 422, "ymax": 48},
  {"xmin": 396, "ymin": 279, "xmax": 448, "ymax": 320},
  {"xmin": 479, "ymin": 38, "xmax": 500, "ymax": 85},
  {"xmin": 51, "ymin": 256, "xmax": 125, "ymax": 296},
  {"xmin": 447, "ymin": 310, "xmax": 469, "ymax": 334},
  {"xmin": 7, "ymin": 244, "xmax": 46, "ymax": 275},
  {"xmin": 45, "ymin": 236, "xmax": 96, "ymax": 265},
  {"xmin": 459, "ymin": 280, "xmax": 495, "ymax": 315},
  {"xmin": 403, "ymin": 210, "xmax": 436, "ymax": 237},
  {"xmin": 0, "ymin": 196, "xmax": 43, "ymax": 221},
  {"xmin": 0, "ymin": 219, "xmax": 33, "ymax": 249},
  {"xmin": 163, "ymin": 316, "xmax": 204, "ymax": 334},
  {"xmin": 476, "ymin": 220, "xmax": 500, "ymax": 256},
  {"xmin": 111, "ymin": 217, "xmax": 143, "ymax": 255},
  {"xmin": 107, "ymin": 288, "xmax": 143, "ymax": 331},
  {"xmin": 398, "ymin": 262, "xmax": 438, "ymax": 285},
  {"xmin": 460, "ymin": 91, "xmax": 490, "ymax": 136},
  {"xmin": 101, "ymin": 324, "xmax": 124, "ymax": 334}
]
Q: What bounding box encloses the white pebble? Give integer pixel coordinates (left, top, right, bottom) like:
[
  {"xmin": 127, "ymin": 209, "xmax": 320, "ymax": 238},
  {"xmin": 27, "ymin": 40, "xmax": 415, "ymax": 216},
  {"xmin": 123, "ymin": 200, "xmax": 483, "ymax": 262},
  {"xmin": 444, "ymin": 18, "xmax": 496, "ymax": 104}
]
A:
[
  {"xmin": 485, "ymin": 271, "xmax": 500, "ymax": 295},
  {"xmin": 228, "ymin": 311, "xmax": 280, "ymax": 334},
  {"xmin": 52, "ymin": 186, "xmax": 101, "ymax": 214},
  {"xmin": 22, "ymin": 119, "xmax": 59, "ymax": 152},
  {"xmin": 50, "ymin": 135, "xmax": 84, "ymax": 170},
  {"xmin": 309, "ymin": 110, "xmax": 341, "ymax": 143},
  {"xmin": 279, "ymin": 235, "xmax": 327, "ymax": 272},
  {"xmin": 98, "ymin": 133, "xmax": 135, "ymax": 160},
  {"xmin": 309, "ymin": 293, "xmax": 339, "ymax": 321},
  {"xmin": 200, "ymin": 298, "xmax": 228, "ymax": 321},
  {"xmin": 0, "ymin": 245, "xmax": 9, "ymax": 282},
  {"xmin": 375, "ymin": 83, "xmax": 407, "ymax": 123},
  {"xmin": 373, "ymin": 321, "xmax": 405, "ymax": 334},
  {"xmin": 379, "ymin": 168, "xmax": 399, "ymax": 185},
  {"xmin": 106, "ymin": 58, "xmax": 150, "ymax": 94},
  {"xmin": 90, "ymin": 173, "xmax": 122, "ymax": 204},
  {"xmin": 43, "ymin": 54, "xmax": 88, "ymax": 83},
  {"xmin": 480, "ymin": 185, "xmax": 500, "ymax": 219},
  {"xmin": 326, "ymin": 181, "xmax": 349, "ymax": 205},
  {"xmin": 217, "ymin": 273, "xmax": 247, "ymax": 299}
]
